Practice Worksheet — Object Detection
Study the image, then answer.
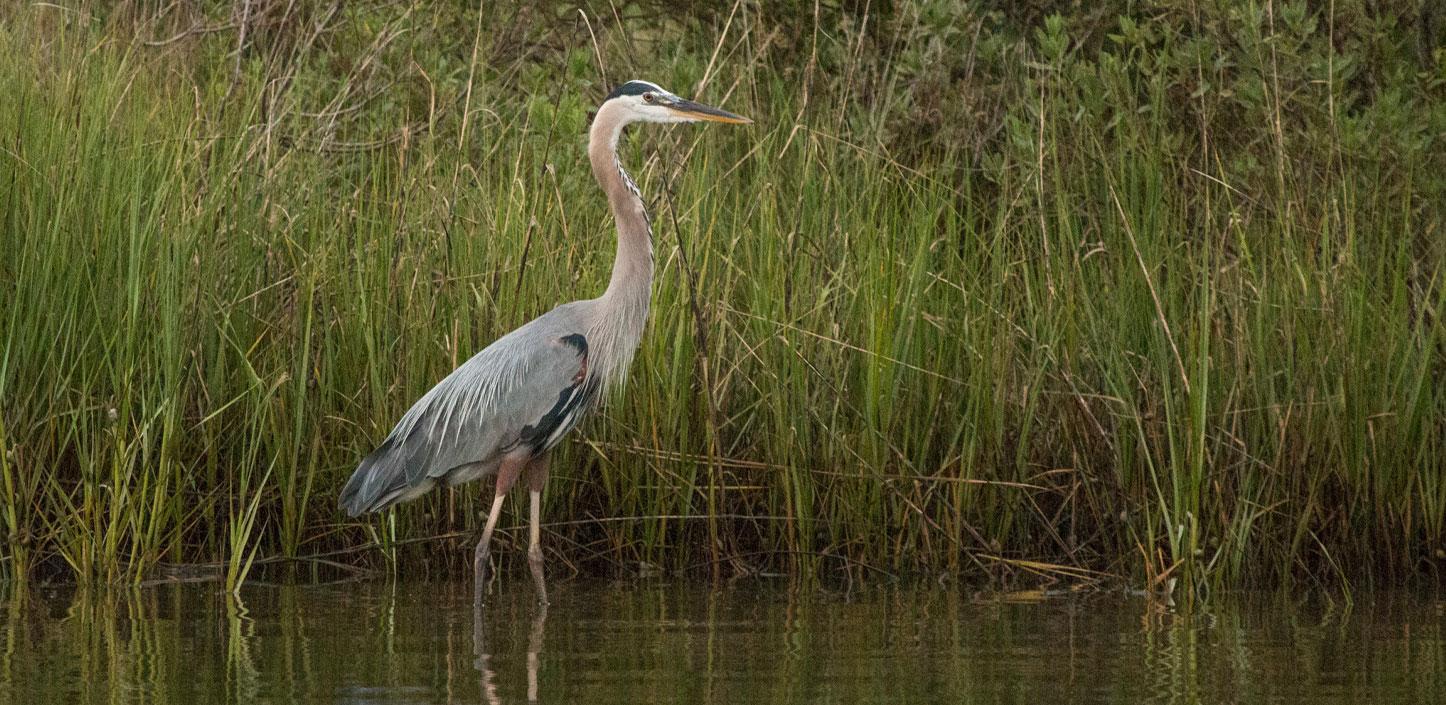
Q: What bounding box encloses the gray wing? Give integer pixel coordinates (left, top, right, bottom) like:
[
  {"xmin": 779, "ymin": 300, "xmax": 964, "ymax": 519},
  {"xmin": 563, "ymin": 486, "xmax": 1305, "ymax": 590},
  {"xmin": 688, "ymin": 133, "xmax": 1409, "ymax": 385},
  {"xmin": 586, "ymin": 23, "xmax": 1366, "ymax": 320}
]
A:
[{"xmin": 339, "ymin": 306, "xmax": 596, "ymax": 516}]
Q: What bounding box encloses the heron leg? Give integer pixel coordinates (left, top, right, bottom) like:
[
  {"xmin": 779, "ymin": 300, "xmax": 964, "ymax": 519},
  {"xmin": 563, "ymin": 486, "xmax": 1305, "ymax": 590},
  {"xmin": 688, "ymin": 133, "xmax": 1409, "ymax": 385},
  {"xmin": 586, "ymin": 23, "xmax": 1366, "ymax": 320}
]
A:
[
  {"xmin": 475, "ymin": 454, "xmax": 525, "ymax": 605},
  {"xmin": 525, "ymin": 453, "xmax": 551, "ymax": 605}
]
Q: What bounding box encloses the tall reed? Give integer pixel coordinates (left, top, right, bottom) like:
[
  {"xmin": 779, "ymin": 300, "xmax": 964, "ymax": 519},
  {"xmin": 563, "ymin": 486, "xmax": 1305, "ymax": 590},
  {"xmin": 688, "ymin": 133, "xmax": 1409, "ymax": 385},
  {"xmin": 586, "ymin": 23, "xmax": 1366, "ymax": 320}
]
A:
[{"xmin": 0, "ymin": 1, "xmax": 1441, "ymax": 592}]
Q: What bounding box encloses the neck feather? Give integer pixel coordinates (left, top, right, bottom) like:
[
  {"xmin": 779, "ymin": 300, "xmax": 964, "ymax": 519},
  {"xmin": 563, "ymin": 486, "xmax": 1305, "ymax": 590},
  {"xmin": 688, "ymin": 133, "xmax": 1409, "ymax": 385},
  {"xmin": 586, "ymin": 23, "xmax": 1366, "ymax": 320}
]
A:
[{"xmin": 586, "ymin": 102, "xmax": 654, "ymax": 385}]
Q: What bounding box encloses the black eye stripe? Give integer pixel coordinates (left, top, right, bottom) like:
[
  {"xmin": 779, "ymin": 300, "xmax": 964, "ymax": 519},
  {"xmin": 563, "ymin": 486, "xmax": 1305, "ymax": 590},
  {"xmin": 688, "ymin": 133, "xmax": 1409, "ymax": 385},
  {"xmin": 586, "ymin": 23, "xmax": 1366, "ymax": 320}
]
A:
[{"xmin": 605, "ymin": 80, "xmax": 662, "ymax": 102}]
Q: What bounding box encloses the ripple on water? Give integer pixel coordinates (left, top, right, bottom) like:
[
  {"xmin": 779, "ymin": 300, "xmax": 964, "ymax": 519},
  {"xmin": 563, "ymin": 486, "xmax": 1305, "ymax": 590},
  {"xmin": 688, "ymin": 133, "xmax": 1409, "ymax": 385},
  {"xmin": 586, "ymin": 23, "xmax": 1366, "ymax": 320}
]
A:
[{"xmin": 0, "ymin": 582, "xmax": 1440, "ymax": 704}]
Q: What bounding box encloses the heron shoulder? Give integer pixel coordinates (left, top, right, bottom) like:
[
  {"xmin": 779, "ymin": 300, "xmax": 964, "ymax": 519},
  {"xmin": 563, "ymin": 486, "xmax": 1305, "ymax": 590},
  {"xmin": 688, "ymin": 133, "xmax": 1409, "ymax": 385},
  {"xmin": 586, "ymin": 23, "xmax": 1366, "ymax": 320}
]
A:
[
  {"xmin": 387, "ymin": 303, "xmax": 591, "ymax": 438},
  {"xmin": 447, "ymin": 303, "xmax": 590, "ymax": 389}
]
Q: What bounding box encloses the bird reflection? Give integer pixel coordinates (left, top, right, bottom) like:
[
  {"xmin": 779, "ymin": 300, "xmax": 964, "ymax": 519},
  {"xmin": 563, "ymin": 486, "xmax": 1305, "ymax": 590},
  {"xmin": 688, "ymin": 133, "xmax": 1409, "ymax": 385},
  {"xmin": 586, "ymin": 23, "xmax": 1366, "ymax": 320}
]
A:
[{"xmin": 474, "ymin": 601, "xmax": 548, "ymax": 703}]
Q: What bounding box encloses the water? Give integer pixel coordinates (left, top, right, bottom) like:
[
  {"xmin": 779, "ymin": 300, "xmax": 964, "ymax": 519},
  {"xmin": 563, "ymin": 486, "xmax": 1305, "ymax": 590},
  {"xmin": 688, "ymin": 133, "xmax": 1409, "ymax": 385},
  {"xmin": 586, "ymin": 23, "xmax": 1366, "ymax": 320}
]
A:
[{"xmin": 0, "ymin": 580, "xmax": 1441, "ymax": 704}]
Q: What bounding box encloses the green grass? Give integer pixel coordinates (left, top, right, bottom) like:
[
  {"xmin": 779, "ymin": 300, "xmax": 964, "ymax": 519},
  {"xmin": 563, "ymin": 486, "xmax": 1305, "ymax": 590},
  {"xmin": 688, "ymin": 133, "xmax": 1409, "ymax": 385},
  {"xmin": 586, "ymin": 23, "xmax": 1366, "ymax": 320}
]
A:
[{"xmin": 1, "ymin": 1, "xmax": 1443, "ymax": 595}]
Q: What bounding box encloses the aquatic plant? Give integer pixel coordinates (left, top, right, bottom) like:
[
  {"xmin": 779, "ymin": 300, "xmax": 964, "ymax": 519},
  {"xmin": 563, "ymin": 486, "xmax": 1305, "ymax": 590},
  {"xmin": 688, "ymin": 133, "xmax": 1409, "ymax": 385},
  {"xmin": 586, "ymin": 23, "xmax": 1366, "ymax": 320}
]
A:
[{"xmin": 0, "ymin": 1, "xmax": 1442, "ymax": 594}]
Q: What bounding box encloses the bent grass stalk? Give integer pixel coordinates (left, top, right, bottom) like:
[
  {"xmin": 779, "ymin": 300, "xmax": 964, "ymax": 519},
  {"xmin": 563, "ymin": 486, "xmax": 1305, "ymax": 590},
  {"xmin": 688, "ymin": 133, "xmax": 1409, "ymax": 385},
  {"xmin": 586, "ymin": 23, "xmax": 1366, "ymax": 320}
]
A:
[{"xmin": 0, "ymin": 3, "xmax": 1441, "ymax": 591}]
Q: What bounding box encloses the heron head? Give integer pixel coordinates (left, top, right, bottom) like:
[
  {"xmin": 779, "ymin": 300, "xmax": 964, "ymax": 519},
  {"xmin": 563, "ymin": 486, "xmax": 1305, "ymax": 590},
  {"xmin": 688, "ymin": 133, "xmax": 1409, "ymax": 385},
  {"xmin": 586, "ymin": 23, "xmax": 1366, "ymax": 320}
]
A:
[{"xmin": 601, "ymin": 80, "xmax": 752, "ymax": 125}]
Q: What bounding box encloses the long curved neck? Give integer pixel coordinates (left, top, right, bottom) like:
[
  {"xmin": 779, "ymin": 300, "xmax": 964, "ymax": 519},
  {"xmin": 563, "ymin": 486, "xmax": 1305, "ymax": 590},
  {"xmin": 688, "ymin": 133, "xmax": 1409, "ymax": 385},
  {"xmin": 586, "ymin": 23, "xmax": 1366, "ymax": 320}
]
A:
[
  {"xmin": 590, "ymin": 104, "xmax": 654, "ymax": 306},
  {"xmin": 586, "ymin": 102, "xmax": 653, "ymax": 384}
]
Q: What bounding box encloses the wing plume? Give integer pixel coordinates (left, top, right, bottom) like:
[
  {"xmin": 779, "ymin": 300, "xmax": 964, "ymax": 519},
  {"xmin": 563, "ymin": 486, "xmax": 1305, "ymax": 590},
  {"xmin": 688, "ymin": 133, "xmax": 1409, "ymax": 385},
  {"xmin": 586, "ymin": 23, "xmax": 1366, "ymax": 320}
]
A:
[{"xmin": 340, "ymin": 309, "xmax": 591, "ymax": 516}]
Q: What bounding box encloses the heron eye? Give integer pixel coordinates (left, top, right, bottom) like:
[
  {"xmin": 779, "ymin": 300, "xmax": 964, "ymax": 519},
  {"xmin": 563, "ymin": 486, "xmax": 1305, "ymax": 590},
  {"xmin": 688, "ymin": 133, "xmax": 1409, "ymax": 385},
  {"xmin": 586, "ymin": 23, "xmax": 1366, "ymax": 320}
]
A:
[{"xmin": 642, "ymin": 92, "xmax": 654, "ymax": 103}]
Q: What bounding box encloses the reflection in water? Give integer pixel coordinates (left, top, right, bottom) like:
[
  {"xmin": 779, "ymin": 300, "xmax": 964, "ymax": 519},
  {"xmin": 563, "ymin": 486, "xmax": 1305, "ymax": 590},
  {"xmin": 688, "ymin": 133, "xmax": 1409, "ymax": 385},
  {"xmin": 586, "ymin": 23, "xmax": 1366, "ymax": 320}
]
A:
[
  {"xmin": 475, "ymin": 602, "xmax": 498, "ymax": 704},
  {"xmin": 227, "ymin": 593, "xmax": 261, "ymax": 702},
  {"xmin": 475, "ymin": 600, "xmax": 547, "ymax": 704},
  {"xmin": 0, "ymin": 580, "xmax": 1442, "ymax": 704}
]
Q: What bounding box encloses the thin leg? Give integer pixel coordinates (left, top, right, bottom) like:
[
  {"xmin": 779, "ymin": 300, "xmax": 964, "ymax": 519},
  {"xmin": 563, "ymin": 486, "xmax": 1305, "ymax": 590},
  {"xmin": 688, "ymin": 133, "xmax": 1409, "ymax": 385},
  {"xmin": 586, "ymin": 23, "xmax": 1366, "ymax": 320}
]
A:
[
  {"xmin": 475, "ymin": 453, "xmax": 525, "ymax": 606},
  {"xmin": 527, "ymin": 490, "xmax": 546, "ymax": 604},
  {"xmin": 473, "ymin": 494, "xmax": 505, "ymax": 603},
  {"xmin": 525, "ymin": 454, "xmax": 550, "ymax": 605}
]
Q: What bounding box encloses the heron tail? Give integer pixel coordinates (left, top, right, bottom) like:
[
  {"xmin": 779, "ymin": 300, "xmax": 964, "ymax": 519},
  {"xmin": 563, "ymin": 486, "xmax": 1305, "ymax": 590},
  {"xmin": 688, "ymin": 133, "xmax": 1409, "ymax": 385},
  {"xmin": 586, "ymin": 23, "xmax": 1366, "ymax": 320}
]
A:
[{"xmin": 339, "ymin": 433, "xmax": 426, "ymax": 517}]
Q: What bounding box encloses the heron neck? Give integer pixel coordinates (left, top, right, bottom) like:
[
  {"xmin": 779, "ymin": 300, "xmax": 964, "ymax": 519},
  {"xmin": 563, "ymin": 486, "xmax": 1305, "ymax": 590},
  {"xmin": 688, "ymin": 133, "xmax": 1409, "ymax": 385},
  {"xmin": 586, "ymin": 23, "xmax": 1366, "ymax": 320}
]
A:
[
  {"xmin": 589, "ymin": 109, "xmax": 653, "ymax": 321},
  {"xmin": 586, "ymin": 106, "xmax": 653, "ymax": 385}
]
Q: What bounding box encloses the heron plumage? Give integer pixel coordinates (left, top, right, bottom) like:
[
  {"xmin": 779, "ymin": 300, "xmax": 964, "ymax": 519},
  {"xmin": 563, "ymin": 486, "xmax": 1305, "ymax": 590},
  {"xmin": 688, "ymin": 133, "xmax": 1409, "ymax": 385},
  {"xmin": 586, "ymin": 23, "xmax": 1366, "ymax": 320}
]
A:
[
  {"xmin": 339, "ymin": 303, "xmax": 594, "ymax": 516},
  {"xmin": 338, "ymin": 79, "xmax": 749, "ymax": 604}
]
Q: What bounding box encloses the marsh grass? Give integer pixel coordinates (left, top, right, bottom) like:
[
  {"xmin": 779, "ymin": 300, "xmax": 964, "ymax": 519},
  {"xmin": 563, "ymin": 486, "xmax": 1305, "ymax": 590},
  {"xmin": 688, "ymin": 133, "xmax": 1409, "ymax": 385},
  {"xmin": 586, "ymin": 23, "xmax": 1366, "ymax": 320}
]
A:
[{"xmin": 0, "ymin": 1, "xmax": 1442, "ymax": 594}]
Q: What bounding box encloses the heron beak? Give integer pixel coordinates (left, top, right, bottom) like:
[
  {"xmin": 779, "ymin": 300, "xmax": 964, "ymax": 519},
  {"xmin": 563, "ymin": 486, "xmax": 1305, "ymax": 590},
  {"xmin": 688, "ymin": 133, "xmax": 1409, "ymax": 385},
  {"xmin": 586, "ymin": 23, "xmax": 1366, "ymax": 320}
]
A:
[{"xmin": 665, "ymin": 97, "xmax": 752, "ymax": 124}]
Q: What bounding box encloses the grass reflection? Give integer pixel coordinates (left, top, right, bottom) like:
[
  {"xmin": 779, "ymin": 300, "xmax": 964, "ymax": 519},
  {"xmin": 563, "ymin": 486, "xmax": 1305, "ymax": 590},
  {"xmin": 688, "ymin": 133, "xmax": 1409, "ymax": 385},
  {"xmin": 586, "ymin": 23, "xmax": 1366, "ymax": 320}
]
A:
[{"xmin": 0, "ymin": 582, "xmax": 1440, "ymax": 704}]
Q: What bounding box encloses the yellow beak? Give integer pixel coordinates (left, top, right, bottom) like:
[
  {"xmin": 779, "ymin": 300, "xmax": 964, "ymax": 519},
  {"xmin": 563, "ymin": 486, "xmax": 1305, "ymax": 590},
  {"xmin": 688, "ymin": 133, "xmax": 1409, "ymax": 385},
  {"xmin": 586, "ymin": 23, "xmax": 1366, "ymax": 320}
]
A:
[{"xmin": 666, "ymin": 97, "xmax": 752, "ymax": 124}]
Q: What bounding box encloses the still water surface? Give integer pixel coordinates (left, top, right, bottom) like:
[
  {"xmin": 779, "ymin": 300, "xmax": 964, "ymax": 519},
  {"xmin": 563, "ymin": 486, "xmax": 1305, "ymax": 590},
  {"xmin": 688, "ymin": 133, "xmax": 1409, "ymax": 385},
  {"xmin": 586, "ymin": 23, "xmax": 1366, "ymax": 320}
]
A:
[{"xmin": 0, "ymin": 580, "xmax": 1441, "ymax": 704}]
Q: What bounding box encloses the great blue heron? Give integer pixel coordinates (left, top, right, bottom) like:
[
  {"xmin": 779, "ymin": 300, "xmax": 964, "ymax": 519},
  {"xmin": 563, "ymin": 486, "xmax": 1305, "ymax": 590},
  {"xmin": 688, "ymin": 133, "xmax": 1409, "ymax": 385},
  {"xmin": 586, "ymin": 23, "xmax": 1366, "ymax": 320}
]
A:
[{"xmin": 339, "ymin": 80, "xmax": 750, "ymax": 605}]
